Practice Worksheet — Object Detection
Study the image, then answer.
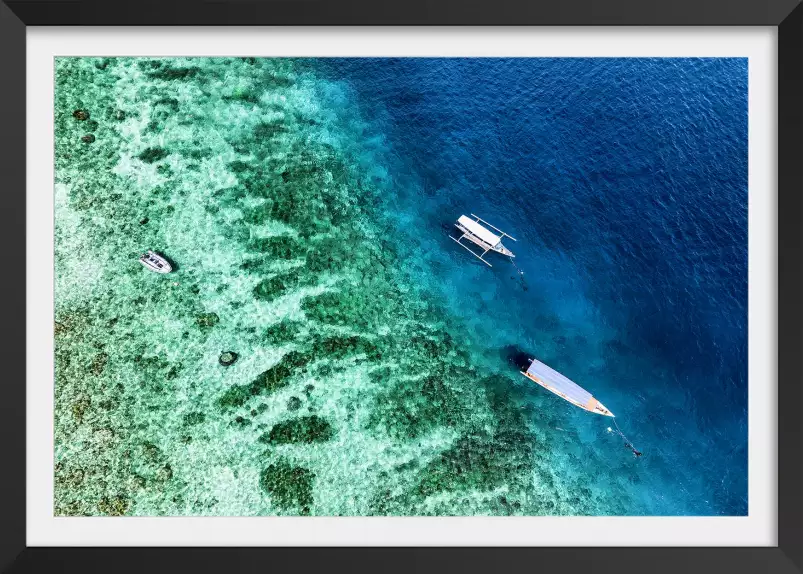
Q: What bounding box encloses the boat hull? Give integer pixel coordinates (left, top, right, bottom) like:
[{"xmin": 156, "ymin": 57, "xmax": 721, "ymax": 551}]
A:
[
  {"xmin": 495, "ymin": 244, "xmax": 514, "ymax": 257},
  {"xmin": 454, "ymin": 223, "xmax": 515, "ymax": 258},
  {"xmin": 521, "ymin": 366, "xmax": 614, "ymax": 417},
  {"xmin": 139, "ymin": 251, "xmax": 173, "ymax": 273}
]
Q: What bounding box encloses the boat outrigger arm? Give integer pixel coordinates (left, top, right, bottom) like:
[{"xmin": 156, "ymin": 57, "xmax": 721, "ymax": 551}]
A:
[
  {"xmin": 521, "ymin": 357, "xmax": 615, "ymax": 417},
  {"xmin": 451, "ymin": 213, "xmax": 516, "ymax": 267}
]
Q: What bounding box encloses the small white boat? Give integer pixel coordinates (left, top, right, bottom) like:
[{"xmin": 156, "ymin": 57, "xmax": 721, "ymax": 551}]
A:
[
  {"xmin": 520, "ymin": 357, "xmax": 614, "ymax": 417},
  {"xmin": 139, "ymin": 250, "xmax": 172, "ymax": 274},
  {"xmin": 450, "ymin": 213, "xmax": 516, "ymax": 267}
]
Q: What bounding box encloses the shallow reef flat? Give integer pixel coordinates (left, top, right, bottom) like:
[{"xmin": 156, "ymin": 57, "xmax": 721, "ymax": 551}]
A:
[{"xmin": 54, "ymin": 57, "xmax": 634, "ymax": 516}]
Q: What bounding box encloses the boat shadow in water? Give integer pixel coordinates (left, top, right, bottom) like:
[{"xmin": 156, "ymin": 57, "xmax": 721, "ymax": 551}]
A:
[{"xmin": 500, "ymin": 344, "xmax": 534, "ymax": 372}]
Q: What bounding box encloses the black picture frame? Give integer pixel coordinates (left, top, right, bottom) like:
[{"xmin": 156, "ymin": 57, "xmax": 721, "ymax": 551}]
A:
[{"xmin": 1, "ymin": 1, "xmax": 800, "ymax": 572}]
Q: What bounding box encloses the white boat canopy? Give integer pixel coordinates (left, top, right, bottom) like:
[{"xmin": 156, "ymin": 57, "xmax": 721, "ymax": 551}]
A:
[
  {"xmin": 457, "ymin": 215, "xmax": 502, "ymax": 248},
  {"xmin": 451, "ymin": 214, "xmax": 516, "ymax": 266},
  {"xmin": 526, "ymin": 359, "xmax": 592, "ymax": 405},
  {"xmin": 523, "ymin": 358, "xmax": 614, "ymax": 417}
]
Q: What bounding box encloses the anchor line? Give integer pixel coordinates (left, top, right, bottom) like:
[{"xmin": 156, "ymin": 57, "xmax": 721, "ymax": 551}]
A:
[
  {"xmin": 610, "ymin": 418, "xmax": 642, "ymax": 458},
  {"xmin": 510, "ymin": 258, "xmax": 528, "ymax": 291}
]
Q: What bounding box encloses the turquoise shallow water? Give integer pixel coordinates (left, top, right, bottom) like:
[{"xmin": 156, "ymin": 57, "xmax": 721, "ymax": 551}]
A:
[{"xmin": 54, "ymin": 57, "xmax": 746, "ymax": 517}]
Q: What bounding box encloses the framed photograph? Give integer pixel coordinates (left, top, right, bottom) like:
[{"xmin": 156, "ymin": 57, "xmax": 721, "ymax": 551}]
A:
[{"xmin": 1, "ymin": 0, "xmax": 801, "ymax": 572}]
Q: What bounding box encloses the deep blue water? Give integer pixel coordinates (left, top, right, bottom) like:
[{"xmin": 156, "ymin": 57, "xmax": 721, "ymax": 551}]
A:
[{"xmin": 310, "ymin": 58, "xmax": 748, "ymax": 515}]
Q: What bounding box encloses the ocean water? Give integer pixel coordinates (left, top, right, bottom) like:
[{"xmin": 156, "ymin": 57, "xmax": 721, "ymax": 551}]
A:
[{"xmin": 54, "ymin": 57, "xmax": 747, "ymax": 517}]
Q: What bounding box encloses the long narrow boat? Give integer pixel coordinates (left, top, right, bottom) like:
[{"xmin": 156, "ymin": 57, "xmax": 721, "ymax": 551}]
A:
[
  {"xmin": 450, "ymin": 213, "xmax": 516, "ymax": 267},
  {"xmin": 520, "ymin": 357, "xmax": 614, "ymax": 417}
]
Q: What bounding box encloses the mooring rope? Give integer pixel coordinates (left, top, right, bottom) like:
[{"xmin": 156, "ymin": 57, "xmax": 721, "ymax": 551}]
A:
[
  {"xmin": 509, "ymin": 258, "xmax": 528, "ymax": 291},
  {"xmin": 608, "ymin": 418, "xmax": 643, "ymax": 458}
]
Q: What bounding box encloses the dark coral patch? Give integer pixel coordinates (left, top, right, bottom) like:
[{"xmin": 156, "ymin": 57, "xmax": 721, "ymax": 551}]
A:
[
  {"xmin": 252, "ymin": 270, "xmax": 303, "ymax": 301},
  {"xmin": 228, "ymin": 160, "xmax": 251, "ymax": 173},
  {"xmin": 90, "ymin": 352, "xmax": 108, "ymax": 375},
  {"xmin": 138, "ymin": 60, "xmax": 163, "ymax": 71},
  {"xmin": 415, "ymin": 431, "xmax": 534, "ymax": 498},
  {"xmin": 266, "ymin": 75, "xmax": 294, "ymax": 88},
  {"xmin": 216, "ymin": 384, "xmax": 252, "ymax": 410},
  {"xmin": 262, "ymin": 319, "xmax": 302, "ymax": 346},
  {"xmin": 183, "ymin": 412, "xmax": 206, "ymax": 426},
  {"xmin": 223, "ymin": 92, "xmax": 260, "ymax": 104},
  {"xmin": 138, "ymin": 147, "xmax": 169, "ymax": 164},
  {"xmin": 71, "ymin": 395, "xmax": 91, "ymax": 424},
  {"xmin": 260, "ymin": 460, "xmax": 314, "ymax": 511},
  {"xmin": 217, "ymin": 351, "xmax": 313, "ymax": 409},
  {"xmin": 367, "ymin": 373, "xmax": 462, "ymax": 440},
  {"xmin": 97, "ymin": 495, "xmax": 130, "ymax": 516},
  {"xmin": 301, "ymin": 285, "xmax": 401, "ymax": 330},
  {"xmin": 258, "ymin": 415, "xmax": 333, "ymax": 445},
  {"xmin": 245, "ymin": 235, "xmax": 297, "ymax": 260},
  {"xmin": 154, "ymin": 97, "xmax": 180, "ymax": 112},
  {"xmin": 251, "ymin": 350, "xmax": 311, "ymax": 390},
  {"xmin": 147, "ymin": 66, "xmax": 200, "ymax": 81},
  {"xmin": 253, "ymin": 122, "xmax": 288, "ymax": 139}
]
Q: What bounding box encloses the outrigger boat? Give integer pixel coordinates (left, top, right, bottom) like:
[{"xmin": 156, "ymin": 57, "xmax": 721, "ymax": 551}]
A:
[
  {"xmin": 139, "ymin": 250, "xmax": 172, "ymax": 274},
  {"xmin": 518, "ymin": 356, "xmax": 614, "ymax": 417},
  {"xmin": 450, "ymin": 213, "xmax": 516, "ymax": 267}
]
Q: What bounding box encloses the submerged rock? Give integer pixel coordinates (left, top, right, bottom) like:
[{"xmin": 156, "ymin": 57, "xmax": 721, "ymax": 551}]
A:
[
  {"xmin": 196, "ymin": 312, "xmax": 219, "ymax": 328},
  {"xmin": 72, "ymin": 109, "xmax": 90, "ymax": 120},
  {"xmin": 81, "ymin": 134, "xmax": 96, "ymax": 144},
  {"xmin": 219, "ymin": 351, "xmax": 238, "ymax": 366}
]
